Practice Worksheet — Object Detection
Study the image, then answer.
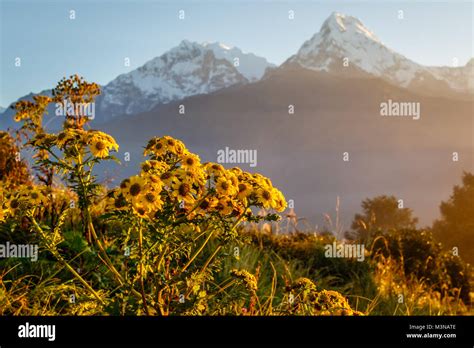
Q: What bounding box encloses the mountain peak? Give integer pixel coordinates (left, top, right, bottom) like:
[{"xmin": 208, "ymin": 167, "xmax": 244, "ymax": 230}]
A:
[
  {"xmin": 202, "ymin": 41, "xmax": 233, "ymax": 51},
  {"xmin": 202, "ymin": 41, "xmax": 275, "ymax": 81},
  {"xmin": 169, "ymin": 40, "xmax": 205, "ymax": 55},
  {"xmin": 286, "ymin": 12, "xmax": 474, "ymax": 94},
  {"xmin": 99, "ymin": 40, "xmax": 247, "ymax": 120},
  {"xmin": 177, "ymin": 39, "xmax": 198, "ymax": 48},
  {"xmin": 322, "ymin": 12, "xmax": 351, "ymax": 31},
  {"xmin": 289, "ymin": 12, "xmax": 418, "ymax": 85},
  {"xmin": 295, "ymin": 12, "xmax": 384, "ymax": 62},
  {"xmin": 320, "ymin": 12, "xmax": 380, "ymax": 44}
]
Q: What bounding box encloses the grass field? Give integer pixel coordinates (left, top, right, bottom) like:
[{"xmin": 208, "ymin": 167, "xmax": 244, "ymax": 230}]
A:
[{"xmin": 0, "ymin": 76, "xmax": 471, "ymax": 316}]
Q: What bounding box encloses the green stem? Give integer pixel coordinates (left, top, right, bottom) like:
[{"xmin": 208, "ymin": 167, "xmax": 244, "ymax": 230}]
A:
[
  {"xmin": 29, "ymin": 214, "xmax": 104, "ymax": 303},
  {"xmin": 180, "ymin": 229, "xmax": 215, "ymax": 274},
  {"xmin": 138, "ymin": 222, "xmax": 150, "ymax": 315},
  {"xmin": 199, "ymin": 244, "xmax": 222, "ymax": 275}
]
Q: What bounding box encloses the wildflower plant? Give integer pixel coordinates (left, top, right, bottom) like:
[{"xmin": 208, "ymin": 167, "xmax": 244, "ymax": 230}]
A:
[
  {"xmin": 101, "ymin": 135, "xmax": 287, "ymax": 314},
  {"xmin": 2, "ymin": 76, "xmax": 297, "ymax": 315}
]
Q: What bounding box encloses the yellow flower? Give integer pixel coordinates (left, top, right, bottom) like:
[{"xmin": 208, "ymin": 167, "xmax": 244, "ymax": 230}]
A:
[
  {"xmin": 87, "ymin": 130, "xmax": 119, "ymax": 158},
  {"xmin": 147, "ymin": 138, "xmax": 167, "ymax": 157},
  {"xmin": 204, "ymin": 162, "xmax": 225, "ymax": 178},
  {"xmin": 253, "ymin": 173, "xmax": 273, "ymax": 189},
  {"xmin": 28, "ymin": 188, "xmax": 45, "ymax": 205},
  {"xmin": 237, "ymin": 182, "xmax": 251, "ymax": 201},
  {"xmin": 140, "ymin": 191, "xmax": 163, "ymax": 212},
  {"xmin": 159, "ymin": 171, "xmax": 176, "ymax": 187},
  {"xmin": 180, "ymin": 152, "xmax": 201, "ymax": 171},
  {"xmin": 230, "ymin": 167, "xmax": 243, "ymax": 176},
  {"xmin": 144, "ymin": 136, "xmax": 186, "ymax": 158},
  {"xmin": 141, "ymin": 160, "xmax": 168, "ymax": 174},
  {"xmin": 132, "ymin": 203, "xmax": 151, "ymax": 219},
  {"xmin": 123, "ymin": 175, "xmax": 148, "ymax": 201},
  {"xmin": 272, "ymin": 188, "xmax": 287, "ymax": 212},
  {"xmin": 89, "ymin": 139, "xmax": 109, "ymax": 158},
  {"xmin": 256, "ymin": 188, "xmax": 275, "ymax": 208},
  {"xmin": 163, "ymin": 136, "xmax": 185, "ymax": 155},
  {"xmin": 0, "ymin": 208, "xmax": 8, "ymax": 222},
  {"xmin": 238, "ymin": 171, "xmax": 254, "ymax": 183},
  {"xmin": 226, "ymin": 171, "xmax": 239, "ymax": 187},
  {"xmin": 143, "ymin": 173, "xmax": 164, "ymax": 192},
  {"xmin": 56, "ymin": 129, "xmax": 78, "ymax": 148},
  {"xmin": 7, "ymin": 198, "xmax": 21, "ymax": 215},
  {"xmin": 196, "ymin": 196, "xmax": 218, "ymax": 215},
  {"xmin": 215, "ymin": 177, "xmax": 237, "ymax": 197},
  {"xmin": 175, "ymin": 167, "xmax": 206, "ymax": 187},
  {"xmin": 30, "ymin": 133, "xmax": 56, "ymax": 147},
  {"xmin": 119, "ymin": 178, "xmax": 131, "ymax": 196},
  {"xmin": 230, "ymin": 269, "xmax": 258, "ymax": 293},
  {"xmin": 106, "ymin": 190, "xmax": 128, "ymax": 211},
  {"xmin": 171, "ymin": 181, "xmax": 196, "ymax": 204},
  {"xmin": 215, "ymin": 198, "xmax": 235, "ymax": 216}
]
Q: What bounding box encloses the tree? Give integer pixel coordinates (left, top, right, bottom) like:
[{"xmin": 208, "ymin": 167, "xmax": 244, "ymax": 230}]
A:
[
  {"xmin": 350, "ymin": 195, "xmax": 418, "ymax": 242},
  {"xmin": 0, "ymin": 131, "xmax": 31, "ymax": 187},
  {"xmin": 433, "ymin": 172, "xmax": 474, "ymax": 264}
]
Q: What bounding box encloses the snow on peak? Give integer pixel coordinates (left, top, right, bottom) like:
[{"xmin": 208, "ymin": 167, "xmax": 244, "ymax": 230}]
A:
[
  {"xmin": 202, "ymin": 41, "xmax": 275, "ymax": 81},
  {"xmin": 291, "ymin": 12, "xmax": 423, "ymax": 87},
  {"xmin": 96, "ymin": 39, "xmax": 275, "ymax": 119},
  {"xmin": 320, "ymin": 12, "xmax": 380, "ymax": 43},
  {"xmin": 203, "ymin": 41, "xmax": 233, "ymax": 51},
  {"xmin": 289, "ymin": 12, "xmax": 474, "ymax": 93},
  {"xmin": 99, "ymin": 40, "xmax": 247, "ymax": 119}
]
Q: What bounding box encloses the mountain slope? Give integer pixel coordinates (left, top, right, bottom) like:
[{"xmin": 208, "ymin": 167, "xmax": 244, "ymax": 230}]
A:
[
  {"xmin": 98, "ymin": 40, "xmax": 248, "ymax": 121},
  {"xmin": 284, "ymin": 12, "xmax": 473, "ymax": 95},
  {"xmin": 1, "ymin": 40, "xmax": 273, "ymax": 126},
  {"xmin": 202, "ymin": 42, "xmax": 275, "ymax": 81},
  {"xmin": 102, "ymin": 65, "xmax": 473, "ymax": 226}
]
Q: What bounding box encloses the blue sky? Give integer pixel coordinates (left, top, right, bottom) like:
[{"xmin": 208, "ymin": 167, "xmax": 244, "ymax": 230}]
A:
[{"xmin": 0, "ymin": 0, "xmax": 472, "ymax": 106}]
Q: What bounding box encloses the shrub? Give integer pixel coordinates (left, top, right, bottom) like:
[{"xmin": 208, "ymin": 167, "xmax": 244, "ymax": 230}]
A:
[
  {"xmin": 0, "ymin": 131, "xmax": 31, "ymax": 187},
  {"xmin": 0, "ymin": 75, "xmax": 361, "ymax": 316},
  {"xmin": 371, "ymin": 228, "xmax": 471, "ymax": 304}
]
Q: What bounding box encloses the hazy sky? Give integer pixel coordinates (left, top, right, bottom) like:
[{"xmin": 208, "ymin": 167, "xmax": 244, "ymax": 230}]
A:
[{"xmin": 0, "ymin": 0, "xmax": 472, "ymax": 106}]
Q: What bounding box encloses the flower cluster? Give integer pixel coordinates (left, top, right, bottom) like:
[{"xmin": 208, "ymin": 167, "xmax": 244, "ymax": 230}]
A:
[
  {"xmin": 0, "ymin": 184, "xmax": 47, "ymax": 220},
  {"xmin": 286, "ymin": 277, "xmax": 364, "ymax": 316},
  {"xmin": 105, "ymin": 136, "xmax": 287, "ymax": 220},
  {"xmin": 0, "ymin": 183, "xmax": 79, "ymax": 222},
  {"xmin": 31, "ymin": 129, "xmax": 119, "ymax": 160},
  {"xmin": 230, "ymin": 269, "xmax": 258, "ymax": 293}
]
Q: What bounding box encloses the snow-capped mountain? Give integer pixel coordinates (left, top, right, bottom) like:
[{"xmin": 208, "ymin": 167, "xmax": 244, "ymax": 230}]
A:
[
  {"xmin": 286, "ymin": 12, "xmax": 473, "ymax": 94},
  {"xmin": 0, "ymin": 106, "xmax": 5, "ymax": 114},
  {"xmin": 429, "ymin": 58, "xmax": 474, "ymax": 92},
  {"xmin": 202, "ymin": 42, "xmax": 275, "ymax": 81},
  {"xmin": 1, "ymin": 40, "xmax": 272, "ymax": 125},
  {"xmin": 99, "ymin": 40, "xmax": 271, "ymax": 120},
  {"xmin": 2, "ymin": 13, "xmax": 472, "ymax": 128}
]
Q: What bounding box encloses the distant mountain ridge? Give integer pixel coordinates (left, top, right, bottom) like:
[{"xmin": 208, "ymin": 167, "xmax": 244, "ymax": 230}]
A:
[
  {"xmin": 284, "ymin": 12, "xmax": 473, "ymax": 95},
  {"xmin": 1, "ymin": 12, "xmax": 472, "ymax": 127},
  {"xmin": 100, "ymin": 65, "xmax": 473, "ymax": 226},
  {"xmin": 0, "ymin": 40, "xmax": 274, "ymax": 126},
  {"xmin": 98, "ymin": 40, "xmax": 260, "ymax": 120}
]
